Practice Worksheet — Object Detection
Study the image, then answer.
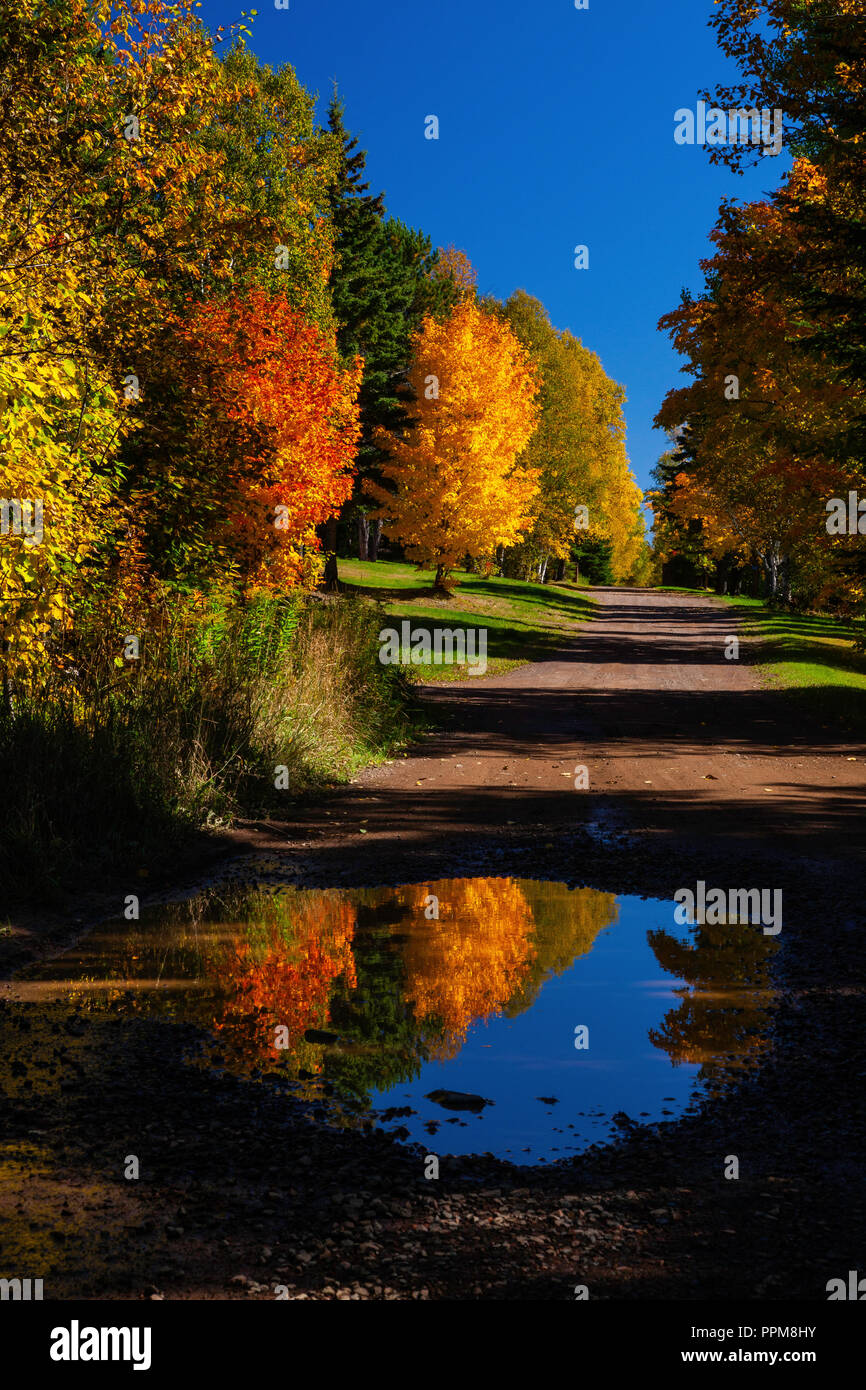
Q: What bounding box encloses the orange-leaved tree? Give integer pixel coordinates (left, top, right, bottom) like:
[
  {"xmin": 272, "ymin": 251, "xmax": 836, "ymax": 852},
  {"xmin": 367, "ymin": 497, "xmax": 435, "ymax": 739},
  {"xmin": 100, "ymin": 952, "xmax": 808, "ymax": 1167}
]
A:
[
  {"xmin": 210, "ymin": 890, "xmax": 357, "ymax": 1072},
  {"xmin": 129, "ymin": 290, "xmax": 362, "ymax": 592},
  {"xmin": 367, "ymin": 296, "xmax": 541, "ymax": 587},
  {"xmin": 654, "ymin": 162, "xmax": 864, "ymax": 605}
]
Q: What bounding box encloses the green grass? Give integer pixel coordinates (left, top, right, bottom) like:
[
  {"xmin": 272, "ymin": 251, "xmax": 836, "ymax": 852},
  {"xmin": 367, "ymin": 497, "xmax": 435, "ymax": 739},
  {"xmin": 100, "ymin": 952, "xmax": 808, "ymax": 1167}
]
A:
[
  {"xmin": 719, "ymin": 595, "xmax": 866, "ymax": 730},
  {"xmin": 337, "ymin": 559, "xmax": 595, "ymax": 681},
  {"xmin": 652, "ymin": 584, "xmax": 715, "ymax": 595}
]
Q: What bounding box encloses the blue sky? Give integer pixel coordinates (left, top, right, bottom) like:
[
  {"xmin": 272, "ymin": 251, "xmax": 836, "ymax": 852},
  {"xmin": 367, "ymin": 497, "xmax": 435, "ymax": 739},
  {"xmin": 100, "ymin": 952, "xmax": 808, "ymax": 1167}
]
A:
[{"xmin": 201, "ymin": 0, "xmax": 789, "ymax": 494}]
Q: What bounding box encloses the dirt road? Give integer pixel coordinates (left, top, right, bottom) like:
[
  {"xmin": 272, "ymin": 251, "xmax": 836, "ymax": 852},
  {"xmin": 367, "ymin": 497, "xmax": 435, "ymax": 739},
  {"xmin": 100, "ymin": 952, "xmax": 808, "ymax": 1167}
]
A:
[{"xmin": 245, "ymin": 586, "xmax": 865, "ymax": 874}]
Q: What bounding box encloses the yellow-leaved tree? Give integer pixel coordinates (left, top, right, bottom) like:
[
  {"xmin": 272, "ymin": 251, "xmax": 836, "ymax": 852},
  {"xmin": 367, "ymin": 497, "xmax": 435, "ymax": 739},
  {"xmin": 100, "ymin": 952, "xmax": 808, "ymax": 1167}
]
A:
[
  {"xmin": 367, "ymin": 295, "xmax": 541, "ymax": 587},
  {"xmin": 401, "ymin": 877, "xmax": 537, "ymax": 1056},
  {"xmin": 499, "ymin": 292, "xmax": 648, "ymax": 584},
  {"xmin": 0, "ymin": 267, "xmax": 126, "ymax": 688}
]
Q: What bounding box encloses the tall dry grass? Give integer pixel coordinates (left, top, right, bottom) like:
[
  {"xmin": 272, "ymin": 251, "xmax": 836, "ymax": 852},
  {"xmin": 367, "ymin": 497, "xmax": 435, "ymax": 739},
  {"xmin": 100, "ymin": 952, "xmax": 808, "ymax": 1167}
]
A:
[{"xmin": 0, "ymin": 593, "xmax": 413, "ymax": 906}]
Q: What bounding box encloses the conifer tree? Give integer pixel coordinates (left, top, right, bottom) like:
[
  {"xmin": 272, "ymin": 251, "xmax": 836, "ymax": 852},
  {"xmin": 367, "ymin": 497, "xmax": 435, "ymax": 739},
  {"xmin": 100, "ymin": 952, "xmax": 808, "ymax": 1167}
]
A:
[{"xmin": 324, "ymin": 95, "xmax": 459, "ymax": 568}]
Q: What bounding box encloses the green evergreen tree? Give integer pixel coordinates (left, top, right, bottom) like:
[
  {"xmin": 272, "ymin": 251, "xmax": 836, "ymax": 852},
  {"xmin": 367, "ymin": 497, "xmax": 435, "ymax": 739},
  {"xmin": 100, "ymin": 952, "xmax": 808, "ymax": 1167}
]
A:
[{"xmin": 323, "ymin": 94, "xmax": 459, "ymax": 569}]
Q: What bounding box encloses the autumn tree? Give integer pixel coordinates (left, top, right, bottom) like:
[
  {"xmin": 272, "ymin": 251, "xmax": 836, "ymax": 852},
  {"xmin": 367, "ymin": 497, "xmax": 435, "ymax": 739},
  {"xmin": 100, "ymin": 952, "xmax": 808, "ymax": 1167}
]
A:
[
  {"xmin": 124, "ymin": 290, "xmax": 361, "ymax": 592},
  {"xmin": 0, "ymin": 275, "xmax": 124, "ymax": 687},
  {"xmin": 367, "ymin": 294, "xmax": 541, "ymax": 588},
  {"xmin": 430, "ymin": 246, "xmax": 478, "ymax": 300},
  {"xmin": 703, "ymin": 0, "xmax": 866, "ymax": 459},
  {"xmin": 0, "ymin": 0, "xmax": 271, "ymax": 679},
  {"xmin": 112, "ymin": 38, "xmax": 348, "ymax": 592},
  {"xmin": 206, "ymin": 43, "xmax": 340, "ymax": 332},
  {"xmin": 655, "ymin": 170, "xmax": 865, "ymax": 605},
  {"xmin": 497, "ymin": 292, "xmax": 647, "ymax": 585},
  {"xmin": 498, "ymin": 292, "xmax": 600, "ymax": 581}
]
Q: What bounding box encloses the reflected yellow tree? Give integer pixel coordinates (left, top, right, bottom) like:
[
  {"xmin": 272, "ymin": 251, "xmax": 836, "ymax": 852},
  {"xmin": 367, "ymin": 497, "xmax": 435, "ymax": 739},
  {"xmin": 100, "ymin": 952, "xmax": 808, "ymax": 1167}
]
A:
[
  {"xmin": 400, "ymin": 877, "xmax": 537, "ymax": 1056},
  {"xmin": 504, "ymin": 881, "xmax": 619, "ymax": 1016}
]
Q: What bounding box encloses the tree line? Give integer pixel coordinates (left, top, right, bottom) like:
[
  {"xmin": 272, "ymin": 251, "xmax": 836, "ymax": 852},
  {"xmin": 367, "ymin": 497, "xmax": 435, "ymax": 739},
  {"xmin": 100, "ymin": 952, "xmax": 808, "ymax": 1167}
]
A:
[
  {"xmin": 651, "ymin": 0, "xmax": 865, "ymax": 611},
  {"xmin": 0, "ymin": 0, "xmax": 649, "ymax": 695}
]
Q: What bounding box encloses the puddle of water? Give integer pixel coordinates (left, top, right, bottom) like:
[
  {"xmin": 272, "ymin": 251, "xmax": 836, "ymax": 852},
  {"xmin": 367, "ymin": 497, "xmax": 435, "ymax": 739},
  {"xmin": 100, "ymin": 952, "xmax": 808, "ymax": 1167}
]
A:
[{"xmin": 11, "ymin": 878, "xmax": 777, "ymax": 1162}]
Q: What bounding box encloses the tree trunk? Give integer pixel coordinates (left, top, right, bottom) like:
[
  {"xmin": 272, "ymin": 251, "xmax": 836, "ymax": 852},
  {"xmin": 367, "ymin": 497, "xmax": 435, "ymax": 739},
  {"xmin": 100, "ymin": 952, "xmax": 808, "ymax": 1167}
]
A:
[
  {"xmin": 763, "ymin": 543, "xmax": 780, "ymax": 600},
  {"xmin": 537, "ymin": 555, "xmax": 549, "ymax": 584},
  {"xmin": 322, "ymin": 516, "xmax": 339, "ymax": 590},
  {"xmin": 357, "ymin": 515, "xmax": 369, "ymax": 562},
  {"xmin": 368, "ymin": 517, "xmax": 383, "ymax": 562},
  {"xmin": 780, "ymin": 554, "xmax": 792, "ymax": 605}
]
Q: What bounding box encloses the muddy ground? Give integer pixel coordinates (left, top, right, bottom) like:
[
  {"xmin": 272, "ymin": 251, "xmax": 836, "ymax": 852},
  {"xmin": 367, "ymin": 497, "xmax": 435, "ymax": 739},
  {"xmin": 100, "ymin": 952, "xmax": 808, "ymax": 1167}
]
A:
[{"xmin": 1, "ymin": 587, "xmax": 864, "ymax": 1300}]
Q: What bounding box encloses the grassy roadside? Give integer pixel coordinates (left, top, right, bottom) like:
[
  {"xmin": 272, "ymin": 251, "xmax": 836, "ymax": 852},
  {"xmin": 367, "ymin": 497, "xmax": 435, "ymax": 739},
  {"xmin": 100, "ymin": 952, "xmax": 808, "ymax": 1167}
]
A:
[
  {"xmin": 338, "ymin": 558, "xmax": 595, "ymax": 681},
  {"xmin": 0, "ymin": 597, "xmax": 415, "ymax": 911},
  {"xmin": 721, "ymin": 595, "xmax": 866, "ymax": 730},
  {"xmin": 655, "ymin": 586, "xmax": 866, "ymax": 730}
]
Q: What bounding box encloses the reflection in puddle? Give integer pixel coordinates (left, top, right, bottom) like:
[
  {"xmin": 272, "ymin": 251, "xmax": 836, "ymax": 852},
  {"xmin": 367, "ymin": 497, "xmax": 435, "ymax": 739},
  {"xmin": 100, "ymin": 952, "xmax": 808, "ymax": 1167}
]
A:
[{"xmin": 11, "ymin": 877, "xmax": 778, "ymax": 1161}]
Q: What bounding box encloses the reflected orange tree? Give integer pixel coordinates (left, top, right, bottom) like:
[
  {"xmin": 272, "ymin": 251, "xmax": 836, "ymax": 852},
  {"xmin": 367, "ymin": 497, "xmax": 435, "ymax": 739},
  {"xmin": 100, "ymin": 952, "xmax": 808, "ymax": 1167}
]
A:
[
  {"xmin": 209, "ymin": 890, "xmax": 356, "ymax": 1072},
  {"xmin": 125, "ymin": 878, "xmax": 625, "ymax": 1097}
]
